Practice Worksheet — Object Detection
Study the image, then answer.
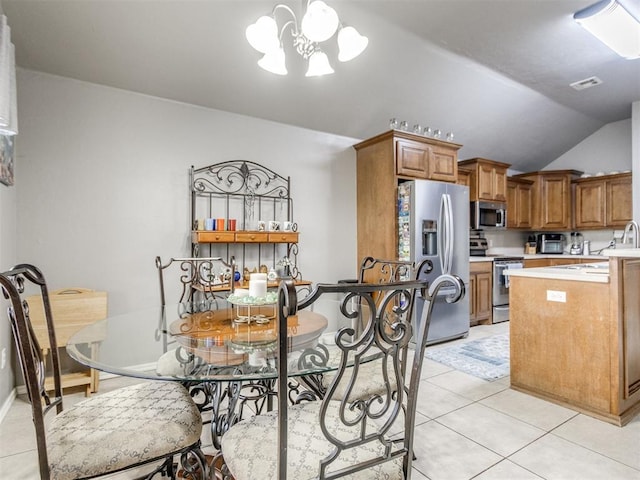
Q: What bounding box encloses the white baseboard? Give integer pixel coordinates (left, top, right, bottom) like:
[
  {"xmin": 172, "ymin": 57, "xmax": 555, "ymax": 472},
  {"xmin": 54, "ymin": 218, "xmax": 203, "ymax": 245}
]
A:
[{"xmin": 0, "ymin": 388, "xmax": 17, "ymax": 424}]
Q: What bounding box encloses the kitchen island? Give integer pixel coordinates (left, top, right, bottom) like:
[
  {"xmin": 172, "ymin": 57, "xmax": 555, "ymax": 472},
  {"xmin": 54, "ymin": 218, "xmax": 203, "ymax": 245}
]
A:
[{"xmin": 506, "ymin": 253, "xmax": 640, "ymax": 426}]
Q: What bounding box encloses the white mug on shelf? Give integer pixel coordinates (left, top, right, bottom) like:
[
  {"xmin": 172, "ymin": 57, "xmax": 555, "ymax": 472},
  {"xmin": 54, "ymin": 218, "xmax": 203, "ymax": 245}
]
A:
[{"xmin": 268, "ymin": 220, "xmax": 281, "ymax": 231}]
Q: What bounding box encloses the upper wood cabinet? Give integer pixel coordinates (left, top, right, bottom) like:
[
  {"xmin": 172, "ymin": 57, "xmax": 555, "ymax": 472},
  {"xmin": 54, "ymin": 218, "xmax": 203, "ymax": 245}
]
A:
[
  {"xmin": 513, "ymin": 170, "xmax": 582, "ymax": 230},
  {"xmin": 457, "ymin": 167, "xmax": 471, "ymax": 187},
  {"xmin": 458, "ymin": 158, "xmax": 510, "ymax": 202},
  {"xmin": 393, "ymin": 134, "xmax": 460, "ymax": 182},
  {"xmin": 574, "ymin": 173, "xmax": 632, "ymax": 229},
  {"xmin": 506, "ymin": 177, "xmax": 534, "ymax": 229},
  {"xmin": 353, "ymin": 130, "xmax": 462, "ymax": 263}
]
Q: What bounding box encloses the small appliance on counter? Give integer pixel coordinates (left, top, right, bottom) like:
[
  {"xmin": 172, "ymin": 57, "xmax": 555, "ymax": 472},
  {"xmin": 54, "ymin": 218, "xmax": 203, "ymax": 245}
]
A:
[
  {"xmin": 525, "ymin": 235, "xmax": 537, "ymax": 254},
  {"xmin": 470, "ymin": 231, "xmax": 489, "ymax": 256},
  {"xmin": 536, "ymin": 233, "xmax": 565, "ymax": 254},
  {"xmin": 570, "ymin": 232, "xmax": 584, "ymax": 255}
]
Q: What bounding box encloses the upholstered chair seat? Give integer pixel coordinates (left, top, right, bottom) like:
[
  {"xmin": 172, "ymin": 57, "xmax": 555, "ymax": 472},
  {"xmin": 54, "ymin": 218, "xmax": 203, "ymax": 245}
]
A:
[
  {"xmin": 46, "ymin": 381, "xmax": 202, "ymax": 480},
  {"xmin": 221, "ymin": 401, "xmax": 403, "ymax": 480},
  {"xmin": 0, "ymin": 264, "xmax": 206, "ymax": 480}
]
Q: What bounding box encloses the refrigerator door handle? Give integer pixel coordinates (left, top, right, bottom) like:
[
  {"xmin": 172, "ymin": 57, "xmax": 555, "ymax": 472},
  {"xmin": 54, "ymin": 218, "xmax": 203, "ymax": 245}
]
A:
[
  {"xmin": 437, "ymin": 194, "xmax": 445, "ymax": 273},
  {"xmin": 442, "ymin": 193, "xmax": 453, "ymax": 274},
  {"xmin": 446, "ymin": 193, "xmax": 454, "ymax": 274}
]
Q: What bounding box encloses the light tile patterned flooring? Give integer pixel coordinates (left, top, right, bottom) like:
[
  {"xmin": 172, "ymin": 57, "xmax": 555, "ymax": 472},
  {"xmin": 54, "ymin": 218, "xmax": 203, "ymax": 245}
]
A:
[{"xmin": 1, "ymin": 322, "xmax": 639, "ymax": 479}]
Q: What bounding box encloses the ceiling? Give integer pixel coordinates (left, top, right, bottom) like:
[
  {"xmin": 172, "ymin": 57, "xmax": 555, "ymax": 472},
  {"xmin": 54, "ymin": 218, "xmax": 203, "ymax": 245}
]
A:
[{"xmin": 3, "ymin": 0, "xmax": 640, "ymax": 172}]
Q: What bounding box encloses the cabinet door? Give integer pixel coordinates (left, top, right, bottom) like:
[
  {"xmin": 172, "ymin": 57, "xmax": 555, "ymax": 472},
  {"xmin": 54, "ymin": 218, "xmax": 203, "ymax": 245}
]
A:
[
  {"xmin": 506, "ymin": 181, "xmax": 517, "ymax": 228},
  {"xmin": 493, "ymin": 168, "xmax": 508, "ymax": 202},
  {"xmin": 575, "ymin": 181, "xmax": 605, "ymax": 229},
  {"xmin": 430, "ymin": 144, "xmax": 458, "ymax": 182},
  {"xmin": 475, "ymin": 271, "xmax": 492, "ymax": 322},
  {"xmin": 477, "ymin": 164, "xmax": 495, "ymax": 200},
  {"xmin": 607, "ymin": 176, "xmax": 632, "ymax": 227},
  {"xmin": 507, "ymin": 180, "xmax": 533, "ymax": 229},
  {"xmin": 396, "ymin": 139, "xmax": 429, "ymax": 178},
  {"xmin": 540, "ymin": 175, "xmax": 570, "ymax": 229},
  {"xmin": 516, "ymin": 183, "xmax": 533, "ymax": 228},
  {"xmin": 469, "ymin": 274, "xmax": 477, "ymax": 321},
  {"xmin": 457, "ymin": 169, "xmax": 471, "ymax": 187}
]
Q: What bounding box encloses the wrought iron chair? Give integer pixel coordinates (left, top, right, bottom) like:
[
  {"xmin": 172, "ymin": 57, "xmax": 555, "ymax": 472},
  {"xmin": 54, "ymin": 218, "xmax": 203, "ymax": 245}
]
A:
[
  {"xmin": 219, "ymin": 274, "xmax": 464, "ymax": 479},
  {"xmin": 0, "ymin": 264, "xmax": 205, "ymax": 480},
  {"xmin": 155, "ymin": 255, "xmax": 272, "ymax": 450},
  {"xmin": 298, "ymin": 257, "xmax": 433, "ymax": 401},
  {"xmin": 155, "ymin": 256, "xmax": 236, "ymax": 309},
  {"xmin": 154, "ymin": 255, "xmax": 236, "ymax": 361}
]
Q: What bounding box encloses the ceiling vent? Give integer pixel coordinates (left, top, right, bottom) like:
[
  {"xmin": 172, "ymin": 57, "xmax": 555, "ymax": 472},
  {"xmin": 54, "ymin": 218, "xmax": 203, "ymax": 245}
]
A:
[{"xmin": 570, "ymin": 76, "xmax": 603, "ymax": 90}]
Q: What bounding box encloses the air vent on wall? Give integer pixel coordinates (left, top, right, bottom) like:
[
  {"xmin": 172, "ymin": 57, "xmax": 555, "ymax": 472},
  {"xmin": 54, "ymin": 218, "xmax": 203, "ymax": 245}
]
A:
[{"xmin": 569, "ymin": 76, "xmax": 603, "ymax": 90}]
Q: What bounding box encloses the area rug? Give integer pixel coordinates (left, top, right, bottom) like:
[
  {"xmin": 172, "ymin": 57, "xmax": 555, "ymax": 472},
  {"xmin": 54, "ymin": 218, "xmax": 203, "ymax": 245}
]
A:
[{"xmin": 425, "ymin": 334, "xmax": 510, "ymax": 381}]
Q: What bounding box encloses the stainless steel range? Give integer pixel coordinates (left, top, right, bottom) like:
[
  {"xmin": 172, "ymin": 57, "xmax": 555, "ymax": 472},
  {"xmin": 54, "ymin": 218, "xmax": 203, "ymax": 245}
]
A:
[{"xmin": 492, "ymin": 257, "xmax": 524, "ymax": 323}]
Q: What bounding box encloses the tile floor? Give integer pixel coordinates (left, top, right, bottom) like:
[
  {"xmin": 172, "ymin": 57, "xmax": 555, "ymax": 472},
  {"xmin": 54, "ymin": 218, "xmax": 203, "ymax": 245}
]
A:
[{"xmin": 1, "ymin": 322, "xmax": 639, "ymax": 479}]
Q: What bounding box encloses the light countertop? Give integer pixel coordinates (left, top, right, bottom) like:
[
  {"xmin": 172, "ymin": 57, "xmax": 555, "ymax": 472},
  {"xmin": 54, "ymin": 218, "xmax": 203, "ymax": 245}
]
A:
[
  {"xmin": 504, "ymin": 261, "xmax": 609, "ymax": 283},
  {"xmin": 469, "ymin": 254, "xmax": 604, "ymax": 263},
  {"xmin": 601, "ymin": 248, "xmax": 640, "ymax": 257}
]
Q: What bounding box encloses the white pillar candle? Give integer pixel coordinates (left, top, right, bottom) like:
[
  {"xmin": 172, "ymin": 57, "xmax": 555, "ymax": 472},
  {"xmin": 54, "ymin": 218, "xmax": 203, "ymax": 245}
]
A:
[
  {"xmin": 250, "ymin": 273, "xmax": 268, "ymax": 281},
  {"xmin": 249, "ymin": 279, "xmax": 267, "ymax": 298}
]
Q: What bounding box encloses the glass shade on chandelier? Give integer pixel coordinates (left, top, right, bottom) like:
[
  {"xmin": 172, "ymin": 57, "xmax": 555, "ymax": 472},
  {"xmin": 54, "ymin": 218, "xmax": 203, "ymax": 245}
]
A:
[
  {"xmin": 574, "ymin": 0, "xmax": 640, "ymax": 59},
  {"xmin": 246, "ymin": 1, "xmax": 368, "ymax": 77}
]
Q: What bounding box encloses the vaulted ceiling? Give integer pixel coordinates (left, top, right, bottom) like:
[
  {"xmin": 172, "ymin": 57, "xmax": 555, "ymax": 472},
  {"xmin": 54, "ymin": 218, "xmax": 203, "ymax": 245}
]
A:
[{"xmin": 3, "ymin": 0, "xmax": 640, "ymax": 172}]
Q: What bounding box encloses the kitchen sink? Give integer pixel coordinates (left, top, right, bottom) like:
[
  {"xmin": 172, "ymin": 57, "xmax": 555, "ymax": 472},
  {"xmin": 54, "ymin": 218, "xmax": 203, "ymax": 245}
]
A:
[{"xmin": 554, "ymin": 262, "xmax": 609, "ymax": 273}]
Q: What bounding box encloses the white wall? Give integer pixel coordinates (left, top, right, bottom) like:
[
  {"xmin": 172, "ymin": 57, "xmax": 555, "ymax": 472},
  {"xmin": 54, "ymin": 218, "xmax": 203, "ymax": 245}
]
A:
[
  {"xmin": 0, "ymin": 69, "xmax": 359, "ymax": 407},
  {"xmin": 544, "ymin": 119, "xmax": 632, "ymax": 174}
]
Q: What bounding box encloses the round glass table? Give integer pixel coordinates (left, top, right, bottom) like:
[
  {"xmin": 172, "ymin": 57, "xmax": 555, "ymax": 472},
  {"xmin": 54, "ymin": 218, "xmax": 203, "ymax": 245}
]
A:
[
  {"xmin": 66, "ymin": 298, "xmax": 370, "ymax": 449},
  {"xmin": 66, "ymin": 301, "xmax": 340, "ymax": 381}
]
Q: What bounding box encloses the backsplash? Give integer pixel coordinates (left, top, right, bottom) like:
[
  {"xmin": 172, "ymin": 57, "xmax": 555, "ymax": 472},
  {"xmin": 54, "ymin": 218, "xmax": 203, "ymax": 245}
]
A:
[{"xmin": 483, "ymin": 229, "xmax": 628, "ymax": 256}]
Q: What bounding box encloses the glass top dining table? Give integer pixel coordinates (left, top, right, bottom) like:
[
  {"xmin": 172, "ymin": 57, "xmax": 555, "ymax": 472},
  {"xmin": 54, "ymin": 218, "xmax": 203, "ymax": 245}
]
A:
[{"xmin": 66, "ymin": 296, "xmax": 369, "ymax": 384}]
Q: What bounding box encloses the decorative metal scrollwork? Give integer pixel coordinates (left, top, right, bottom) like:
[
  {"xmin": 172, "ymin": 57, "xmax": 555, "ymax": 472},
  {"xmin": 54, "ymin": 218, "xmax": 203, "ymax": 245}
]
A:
[{"xmin": 191, "ymin": 160, "xmax": 290, "ymax": 200}]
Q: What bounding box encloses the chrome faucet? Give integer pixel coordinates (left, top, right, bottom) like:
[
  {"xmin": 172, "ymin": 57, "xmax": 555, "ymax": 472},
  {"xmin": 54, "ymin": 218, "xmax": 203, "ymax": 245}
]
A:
[{"xmin": 622, "ymin": 220, "xmax": 640, "ymax": 248}]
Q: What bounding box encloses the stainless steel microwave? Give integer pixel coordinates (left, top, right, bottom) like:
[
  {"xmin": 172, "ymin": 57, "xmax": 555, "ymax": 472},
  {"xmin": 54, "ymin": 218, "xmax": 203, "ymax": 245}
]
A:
[{"xmin": 470, "ymin": 201, "xmax": 507, "ymax": 229}]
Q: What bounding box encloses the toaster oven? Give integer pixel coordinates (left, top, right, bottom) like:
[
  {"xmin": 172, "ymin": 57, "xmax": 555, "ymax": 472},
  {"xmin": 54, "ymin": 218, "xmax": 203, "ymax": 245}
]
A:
[{"xmin": 536, "ymin": 233, "xmax": 565, "ymax": 254}]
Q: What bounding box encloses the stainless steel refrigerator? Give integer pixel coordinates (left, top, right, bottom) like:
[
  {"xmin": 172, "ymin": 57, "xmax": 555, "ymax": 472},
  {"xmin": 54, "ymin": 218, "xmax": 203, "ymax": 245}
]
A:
[{"xmin": 398, "ymin": 180, "xmax": 470, "ymax": 345}]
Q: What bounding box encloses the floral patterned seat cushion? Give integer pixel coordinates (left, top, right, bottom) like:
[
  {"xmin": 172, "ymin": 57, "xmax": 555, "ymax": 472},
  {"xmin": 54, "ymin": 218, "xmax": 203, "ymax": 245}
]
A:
[
  {"xmin": 47, "ymin": 381, "xmax": 202, "ymax": 480},
  {"xmin": 221, "ymin": 401, "xmax": 404, "ymax": 480}
]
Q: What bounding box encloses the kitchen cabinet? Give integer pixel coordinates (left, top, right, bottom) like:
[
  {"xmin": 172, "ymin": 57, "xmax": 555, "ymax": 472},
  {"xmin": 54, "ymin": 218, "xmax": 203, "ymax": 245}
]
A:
[
  {"xmin": 506, "ymin": 177, "xmax": 533, "ymax": 229},
  {"xmin": 190, "ymin": 161, "xmax": 305, "ymax": 286},
  {"xmin": 513, "ymin": 170, "xmax": 582, "ymax": 230},
  {"xmin": 354, "ymin": 130, "xmax": 462, "ymax": 263},
  {"xmin": 392, "ymin": 133, "xmax": 459, "ymax": 182},
  {"xmin": 458, "ymin": 158, "xmax": 510, "ymax": 202},
  {"xmin": 457, "ymin": 167, "xmax": 471, "ymax": 187},
  {"xmin": 573, "ymin": 173, "xmax": 632, "ymax": 229},
  {"xmin": 469, "ymin": 261, "xmax": 492, "ymax": 326},
  {"xmin": 509, "ymin": 256, "xmax": 640, "ymax": 426}
]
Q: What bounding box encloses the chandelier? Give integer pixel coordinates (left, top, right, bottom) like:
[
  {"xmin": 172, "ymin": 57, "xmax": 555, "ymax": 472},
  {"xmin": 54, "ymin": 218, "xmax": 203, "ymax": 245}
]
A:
[{"xmin": 245, "ymin": 1, "xmax": 368, "ymax": 77}]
